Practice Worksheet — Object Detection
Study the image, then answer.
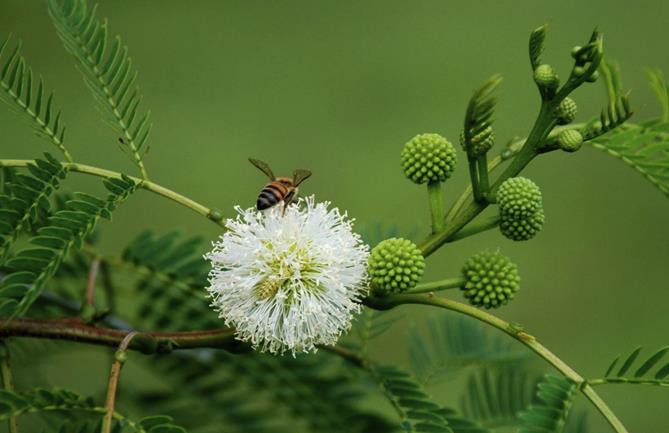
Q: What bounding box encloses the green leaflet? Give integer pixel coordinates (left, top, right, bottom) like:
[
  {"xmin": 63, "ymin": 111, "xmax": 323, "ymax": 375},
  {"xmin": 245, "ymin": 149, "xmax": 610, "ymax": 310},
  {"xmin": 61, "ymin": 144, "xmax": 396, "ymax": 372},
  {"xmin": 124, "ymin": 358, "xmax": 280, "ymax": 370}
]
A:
[
  {"xmin": 0, "ymin": 387, "xmax": 186, "ymax": 432},
  {"xmin": 517, "ymin": 374, "xmax": 576, "ymax": 433},
  {"xmin": 588, "ymin": 120, "xmax": 669, "ymax": 197},
  {"xmin": 599, "ymin": 345, "xmax": 669, "ymax": 387},
  {"xmin": 48, "ymin": 0, "xmax": 152, "ymax": 175},
  {"xmin": 373, "ymin": 364, "xmax": 454, "ymax": 433},
  {"xmin": 0, "ymin": 37, "xmax": 71, "ymax": 160},
  {"xmin": 0, "ymin": 153, "xmax": 68, "ymax": 265},
  {"xmin": 0, "ymin": 175, "xmax": 137, "ymax": 318}
]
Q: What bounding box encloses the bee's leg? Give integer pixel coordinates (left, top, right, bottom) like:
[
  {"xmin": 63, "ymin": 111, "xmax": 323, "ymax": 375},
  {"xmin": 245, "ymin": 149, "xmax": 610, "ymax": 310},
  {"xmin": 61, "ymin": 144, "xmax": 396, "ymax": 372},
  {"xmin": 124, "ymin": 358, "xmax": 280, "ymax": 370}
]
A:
[
  {"xmin": 282, "ymin": 191, "xmax": 296, "ymax": 217},
  {"xmin": 282, "ymin": 201, "xmax": 288, "ymax": 217}
]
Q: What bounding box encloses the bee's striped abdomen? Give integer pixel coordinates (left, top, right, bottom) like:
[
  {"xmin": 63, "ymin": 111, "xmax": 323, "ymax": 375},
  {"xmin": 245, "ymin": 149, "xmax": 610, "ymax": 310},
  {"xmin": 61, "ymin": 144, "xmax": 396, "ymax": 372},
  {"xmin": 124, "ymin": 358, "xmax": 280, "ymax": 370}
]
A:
[{"xmin": 256, "ymin": 181, "xmax": 289, "ymax": 210}]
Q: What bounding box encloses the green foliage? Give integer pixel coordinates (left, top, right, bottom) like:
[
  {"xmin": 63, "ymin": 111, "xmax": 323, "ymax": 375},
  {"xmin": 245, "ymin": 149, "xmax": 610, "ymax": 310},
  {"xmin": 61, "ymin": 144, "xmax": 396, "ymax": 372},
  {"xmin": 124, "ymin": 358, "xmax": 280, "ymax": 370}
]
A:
[
  {"xmin": 588, "ymin": 120, "xmax": 669, "ymax": 197},
  {"xmin": 0, "ymin": 387, "xmax": 186, "ymax": 432},
  {"xmin": 462, "ymin": 75, "xmax": 501, "ymax": 157},
  {"xmin": 0, "ymin": 37, "xmax": 71, "ymax": 160},
  {"xmin": 647, "ymin": 69, "xmax": 669, "ymax": 121},
  {"xmin": 0, "ymin": 153, "xmax": 68, "ymax": 264},
  {"xmin": 0, "ymin": 174, "xmax": 137, "ymax": 317},
  {"xmin": 409, "ymin": 313, "xmax": 529, "ymax": 385},
  {"xmin": 529, "ymin": 25, "xmax": 548, "ymax": 70},
  {"xmin": 517, "ymin": 374, "xmax": 576, "ymax": 433},
  {"xmin": 48, "ymin": 0, "xmax": 152, "ymax": 174},
  {"xmin": 121, "ymin": 230, "xmax": 216, "ymax": 331},
  {"xmin": 460, "ymin": 367, "xmax": 539, "ymax": 430},
  {"xmin": 600, "ymin": 345, "xmax": 669, "ymax": 387},
  {"xmin": 373, "ymin": 364, "xmax": 453, "ymax": 432}
]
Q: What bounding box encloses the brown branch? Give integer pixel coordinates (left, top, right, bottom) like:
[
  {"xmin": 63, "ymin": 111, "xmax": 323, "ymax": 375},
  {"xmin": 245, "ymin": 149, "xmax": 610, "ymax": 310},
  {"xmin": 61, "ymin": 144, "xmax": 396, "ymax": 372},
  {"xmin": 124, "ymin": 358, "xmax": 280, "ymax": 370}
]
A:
[
  {"xmin": 85, "ymin": 258, "xmax": 101, "ymax": 308},
  {"xmin": 0, "ymin": 318, "xmax": 241, "ymax": 354},
  {"xmin": 102, "ymin": 332, "xmax": 138, "ymax": 433}
]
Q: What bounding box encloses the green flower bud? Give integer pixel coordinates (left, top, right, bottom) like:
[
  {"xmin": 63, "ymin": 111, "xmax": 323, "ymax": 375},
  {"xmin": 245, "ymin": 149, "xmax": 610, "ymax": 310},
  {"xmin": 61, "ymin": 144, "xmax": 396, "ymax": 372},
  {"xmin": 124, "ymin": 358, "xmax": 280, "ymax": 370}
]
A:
[
  {"xmin": 573, "ymin": 66, "xmax": 585, "ymax": 77},
  {"xmin": 555, "ymin": 97, "xmax": 577, "ymax": 125},
  {"xmin": 557, "ymin": 129, "xmax": 583, "ymax": 152},
  {"xmin": 369, "ymin": 237, "xmax": 425, "ymax": 295},
  {"xmin": 534, "ymin": 64, "xmax": 559, "ymax": 89},
  {"xmin": 461, "ymin": 250, "xmax": 520, "ymax": 309},
  {"xmin": 497, "ymin": 177, "xmax": 542, "ymax": 219},
  {"xmin": 570, "ymin": 46, "xmax": 582, "ymax": 59},
  {"xmin": 401, "ymin": 133, "xmax": 457, "ymax": 184},
  {"xmin": 500, "ymin": 208, "xmax": 545, "ymax": 241}
]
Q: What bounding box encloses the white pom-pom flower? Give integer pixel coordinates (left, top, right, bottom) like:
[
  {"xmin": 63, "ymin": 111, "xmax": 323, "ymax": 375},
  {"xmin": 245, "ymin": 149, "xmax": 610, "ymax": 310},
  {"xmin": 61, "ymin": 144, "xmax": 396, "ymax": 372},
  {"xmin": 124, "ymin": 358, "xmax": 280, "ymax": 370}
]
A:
[{"xmin": 205, "ymin": 196, "xmax": 369, "ymax": 355}]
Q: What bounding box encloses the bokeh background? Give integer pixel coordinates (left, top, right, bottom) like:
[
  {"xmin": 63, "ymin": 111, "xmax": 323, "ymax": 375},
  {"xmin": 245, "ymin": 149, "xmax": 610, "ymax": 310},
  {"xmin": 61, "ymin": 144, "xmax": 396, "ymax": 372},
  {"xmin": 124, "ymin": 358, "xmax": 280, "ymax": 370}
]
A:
[{"xmin": 1, "ymin": 0, "xmax": 669, "ymax": 431}]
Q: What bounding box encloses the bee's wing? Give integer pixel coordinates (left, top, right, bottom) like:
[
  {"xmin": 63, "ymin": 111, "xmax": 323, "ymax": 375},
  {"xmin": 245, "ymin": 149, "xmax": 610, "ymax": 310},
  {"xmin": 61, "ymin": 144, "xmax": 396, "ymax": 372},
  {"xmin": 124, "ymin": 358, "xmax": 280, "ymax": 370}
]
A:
[
  {"xmin": 249, "ymin": 158, "xmax": 275, "ymax": 180},
  {"xmin": 293, "ymin": 169, "xmax": 312, "ymax": 186}
]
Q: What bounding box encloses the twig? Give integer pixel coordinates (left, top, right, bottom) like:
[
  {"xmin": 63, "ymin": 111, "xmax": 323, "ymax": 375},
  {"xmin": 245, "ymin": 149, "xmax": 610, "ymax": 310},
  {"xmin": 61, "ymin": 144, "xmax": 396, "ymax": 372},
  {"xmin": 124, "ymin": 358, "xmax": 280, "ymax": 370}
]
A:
[
  {"xmin": 0, "ymin": 341, "xmax": 18, "ymax": 433},
  {"xmin": 102, "ymin": 332, "xmax": 138, "ymax": 433}
]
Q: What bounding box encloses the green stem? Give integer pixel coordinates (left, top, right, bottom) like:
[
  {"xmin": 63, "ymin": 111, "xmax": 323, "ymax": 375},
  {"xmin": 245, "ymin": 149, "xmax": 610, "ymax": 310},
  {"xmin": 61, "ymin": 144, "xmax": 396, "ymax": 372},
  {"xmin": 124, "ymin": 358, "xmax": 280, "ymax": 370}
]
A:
[
  {"xmin": 0, "ymin": 159, "xmax": 225, "ymax": 227},
  {"xmin": 467, "ymin": 157, "xmax": 481, "ymax": 202},
  {"xmin": 0, "ymin": 341, "xmax": 18, "ymax": 433},
  {"xmin": 449, "ymin": 214, "xmax": 500, "ymax": 241},
  {"xmin": 588, "ymin": 377, "xmax": 669, "ymax": 388},
  {"xmin": 408, "ymin": 276, "xmax": 465, "ymax": 294},
  {"xmin": 364, "ymin": 293, "xmax": 629, "ymax": 433},
  {"xmin": 102, "ymin": 332, "xmax": 137, "ymax": 433},
  {"xmin": 427, "ymin": 181, "xmax": 445, "ymax": 233},
  {"xmin": 476, "ymin": 155, "xmax": 490, "ymax": 200}
]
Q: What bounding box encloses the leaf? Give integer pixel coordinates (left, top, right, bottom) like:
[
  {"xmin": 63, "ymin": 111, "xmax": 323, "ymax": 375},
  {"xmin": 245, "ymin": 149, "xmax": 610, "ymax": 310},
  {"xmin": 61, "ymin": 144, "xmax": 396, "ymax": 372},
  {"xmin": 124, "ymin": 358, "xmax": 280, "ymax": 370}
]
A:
[
  {"xmin": 373, "ymin": 364, "xmax": 453, "ymax": 432},
  {"xmin": 596, "ymin": 346, "xmax": 669, "ymax": 387},
  {"xmin": 0, "ymin": 36, "xmax": 71, "ymax": 159},
  {"xmin": 462, "ymin": 75, "xmax": 502, "ymax": 157},
  {"xmin": 588, "ymin": 119, "xmax": 669, "ymax": 197},
  {"xmin": 517, "ymin": 374, "xmax": 576, "ymax": 433},
  {"xmin": 0, "ymin": 153, "xmax": 68, "ymax": 264},
  {"xmin": 647, "ymin": 69, "xmax": 669, "ymax": 122},
  {"xmin": 409, "ymin": 313, "xmax": 530, "ymax": 386},
  {"xmin": 0, "ymin": 175, "xmax": 137, "ymax": 318},
  {"xmin": 48, "ymin": 0, "xmax": 152, "ymax": 174},
  {"xmin": 460, "ymin": 367, "xmax": 539, "ymax": 429},
  {"xmin": 529, "ymin": 24, "xmax": 547, "ymax": 69}
]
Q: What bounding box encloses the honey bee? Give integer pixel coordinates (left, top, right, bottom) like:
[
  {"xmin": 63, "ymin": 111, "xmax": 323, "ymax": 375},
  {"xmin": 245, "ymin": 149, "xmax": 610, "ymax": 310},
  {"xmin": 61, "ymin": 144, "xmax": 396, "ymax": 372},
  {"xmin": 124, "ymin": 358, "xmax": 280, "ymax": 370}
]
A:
[{"xmin": 249, "ymin": 158, "xmax": 312, "ymax": 214}]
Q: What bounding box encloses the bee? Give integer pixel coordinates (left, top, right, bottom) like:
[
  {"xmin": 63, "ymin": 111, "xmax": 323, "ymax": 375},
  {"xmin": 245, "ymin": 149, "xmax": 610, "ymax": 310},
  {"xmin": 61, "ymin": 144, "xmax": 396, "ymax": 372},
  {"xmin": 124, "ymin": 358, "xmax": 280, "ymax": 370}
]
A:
[{"xmin": 249, "ymin": 158, "xmax": 312, "ymax": 214}]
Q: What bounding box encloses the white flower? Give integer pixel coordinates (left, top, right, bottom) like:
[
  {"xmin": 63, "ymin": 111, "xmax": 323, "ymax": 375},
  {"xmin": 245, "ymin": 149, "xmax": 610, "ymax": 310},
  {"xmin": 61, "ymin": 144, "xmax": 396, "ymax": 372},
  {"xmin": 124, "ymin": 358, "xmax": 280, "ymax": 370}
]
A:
[{"xmin": 204, "ymin": 196, "xmax": 369, "ymax": 355}]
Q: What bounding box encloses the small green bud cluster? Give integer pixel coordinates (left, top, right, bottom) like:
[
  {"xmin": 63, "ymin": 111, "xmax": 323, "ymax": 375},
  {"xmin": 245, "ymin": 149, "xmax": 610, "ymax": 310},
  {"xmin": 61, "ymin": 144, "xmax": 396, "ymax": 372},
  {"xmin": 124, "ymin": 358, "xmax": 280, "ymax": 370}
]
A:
[
  {"xmin": 460, "ymin": 127, "xmax": 495, "ymax": 157},
  {"xmin": 534, "ymin": 64, "xmax": 559, "ymax": 90},
  {"xmin": 557, "ymin": 129, "xmax": 583, "ymax": 152},
  {"xmin": 497, "ymin": 177, "xmax": 544, "ymax": 241},
  {"xmin": 369, "ymin": 238, "xmax": 425, "ymax": 295},
  {"xmin": 570, "ymin": 45, "xmax": 599, "ymax": 83},
  {"xmin": 461, "ymin": 250, "xmax": 520, "ymax": 309},
  {"xmin": 401, "ymin": 133, "xmax": 457, "ymax": 184},
  {"xmin": 555, "ymin": 97, "xmax": 577, "ymax": 125}
]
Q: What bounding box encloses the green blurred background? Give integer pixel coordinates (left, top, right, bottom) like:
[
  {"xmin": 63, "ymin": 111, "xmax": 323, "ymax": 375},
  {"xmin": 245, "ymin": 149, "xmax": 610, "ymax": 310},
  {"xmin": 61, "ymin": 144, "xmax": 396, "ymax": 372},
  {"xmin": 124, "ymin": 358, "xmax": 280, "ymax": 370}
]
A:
[{"xmin": 1, "ymin": 0, "xmax": 669, "ymax": 431}]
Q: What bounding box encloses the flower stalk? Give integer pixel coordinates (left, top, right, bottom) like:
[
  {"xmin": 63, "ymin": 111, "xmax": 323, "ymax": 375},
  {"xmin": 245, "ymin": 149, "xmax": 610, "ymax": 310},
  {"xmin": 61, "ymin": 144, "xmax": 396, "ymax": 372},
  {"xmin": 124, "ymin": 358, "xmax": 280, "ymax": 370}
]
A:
[
  {"xmin": 102, "ymin": 332, "xmax": 138, "ymax": 433},
  {"xmin": 427, "ymin": 181, "xmax": 445, "ymax": 233}
]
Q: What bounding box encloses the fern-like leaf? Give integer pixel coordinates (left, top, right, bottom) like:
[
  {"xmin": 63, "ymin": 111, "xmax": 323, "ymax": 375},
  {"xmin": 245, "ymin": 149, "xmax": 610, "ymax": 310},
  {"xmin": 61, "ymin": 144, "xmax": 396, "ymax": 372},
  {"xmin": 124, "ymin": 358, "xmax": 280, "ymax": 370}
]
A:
[
  {"xmin": 0, "ymin": 153, "xmax": 68, "ymax": 265},
  {"xmin": 517, "ymin": 374, "xmax": 576, "ymax": 433},
  {"xmin": 48, "ymin": 0, "xmax": 152, "ymax": 177},
  {"xmin": 587, "ymin": 120, "xmax": 669, "ymax": 197},
  {"xmin": 373, "ymin": 364, "xmax": 453, "ymax": 432},
  {"xmin": 0, "ymin": 36, "xmax": 71, "ymax": 160},
  {"xmin": 529, "ymin": 24, "xmax": 547, "ymax": 70},
  {"xmin": 647, "ymin": 69, "xmax": 669, "ymax": 122},
  {"xmin": 0, "ymin": 175, "xmax": 137, "ymax": 317},
  {"xmin": 460, "ymin": 367, "xmax": 539, "ymax": 429},
  {"xmin": 596, "ymin": 345, "xmax": 669, "ymax": 387},
  {"xmin": 462, "ymin": 75, "xmax": 502, "ymax": 156}
]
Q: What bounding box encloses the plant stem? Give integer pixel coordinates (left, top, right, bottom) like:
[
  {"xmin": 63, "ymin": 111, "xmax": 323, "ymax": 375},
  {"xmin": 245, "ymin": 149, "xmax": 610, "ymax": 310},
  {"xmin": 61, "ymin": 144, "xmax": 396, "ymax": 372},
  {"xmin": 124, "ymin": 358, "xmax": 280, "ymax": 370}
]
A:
[
  {"xmin": 0, "ymin": 341, "xmax": 18, "ymax": 433},
  {"xmin": 364, "ymin": 293, "xmax": 629, "ymax": 433},
  {"xmin": 588, "ymin": 377, "xmax": 669, "ymax": 387},
  {"xmin": 102, "ymin": 332, "xmax": 138, "ymax": 433},
  {"xmin": 84, "ymin": 258, "xmax": 100, "ymax": 308},
  {"xmin": 427, "ymin": 181, "xmax": 445, "ymax": 233},
  {"xmin": 467, "ymin": 158, "xmax": 481, "ymax": 202},
  {"xmin": 448, "ymin": 214, "xmax": 500, "ymax": 241},
  {"xmin": 0, "ymin": 159, "xmax": 225, "ymax": 228},
  {"xmin": 476, "ymin": 155, "xmax": 490, "ymax": 199},
  {"xmin": 0, "ymin": 318, "xmax": 239, "ymax": 353},
  {"xmin": 408, "ymin": 276, "xmax": 465, "ymax": 294}
]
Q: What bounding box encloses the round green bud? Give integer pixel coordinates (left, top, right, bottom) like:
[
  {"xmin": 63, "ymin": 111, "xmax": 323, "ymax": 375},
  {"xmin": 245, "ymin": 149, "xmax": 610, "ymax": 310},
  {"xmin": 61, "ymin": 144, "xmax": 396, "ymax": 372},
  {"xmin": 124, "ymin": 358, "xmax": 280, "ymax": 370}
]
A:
[
  {"xmin": 497, "ymin": 177, "xmax": 542, "ymax": 219},
  {"xmin": 208, "ymin": 209, "xmax": 224, "ymax": 222},
  {"xmin": 500, "ymin": 208, "xmax": 545, "ymax": 241},
  {"xmin": 573, "ymin": 66, "xmax": 586, "ymax": 77},
  {"xmin": 555, "ymin": 97, "xmax": 577, "ymax": 125},
  {"xmin": 570, "ymin": 46, "xmax": 582, "ymax": 59},
  {"xmin": 534, "ymin": 64, "xmax": 559, "ymax": 89},
  {"xmin": 461, "ymin": 250, "xmax": 520, "ymax": 309},
  {"xmin": 369, "ymin": 237, "xmax": 425, "ymax": 295},
  {"xmin": 115, "ymin": 350, "xmax": 128, "ymax": 363},
  {"xmin": 557, "ymin": 129, "xmax": 583, "ymax": 152},
  {"xmin": 401, "ymin": 133, "xmax": 457, "ymax": 184}
]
